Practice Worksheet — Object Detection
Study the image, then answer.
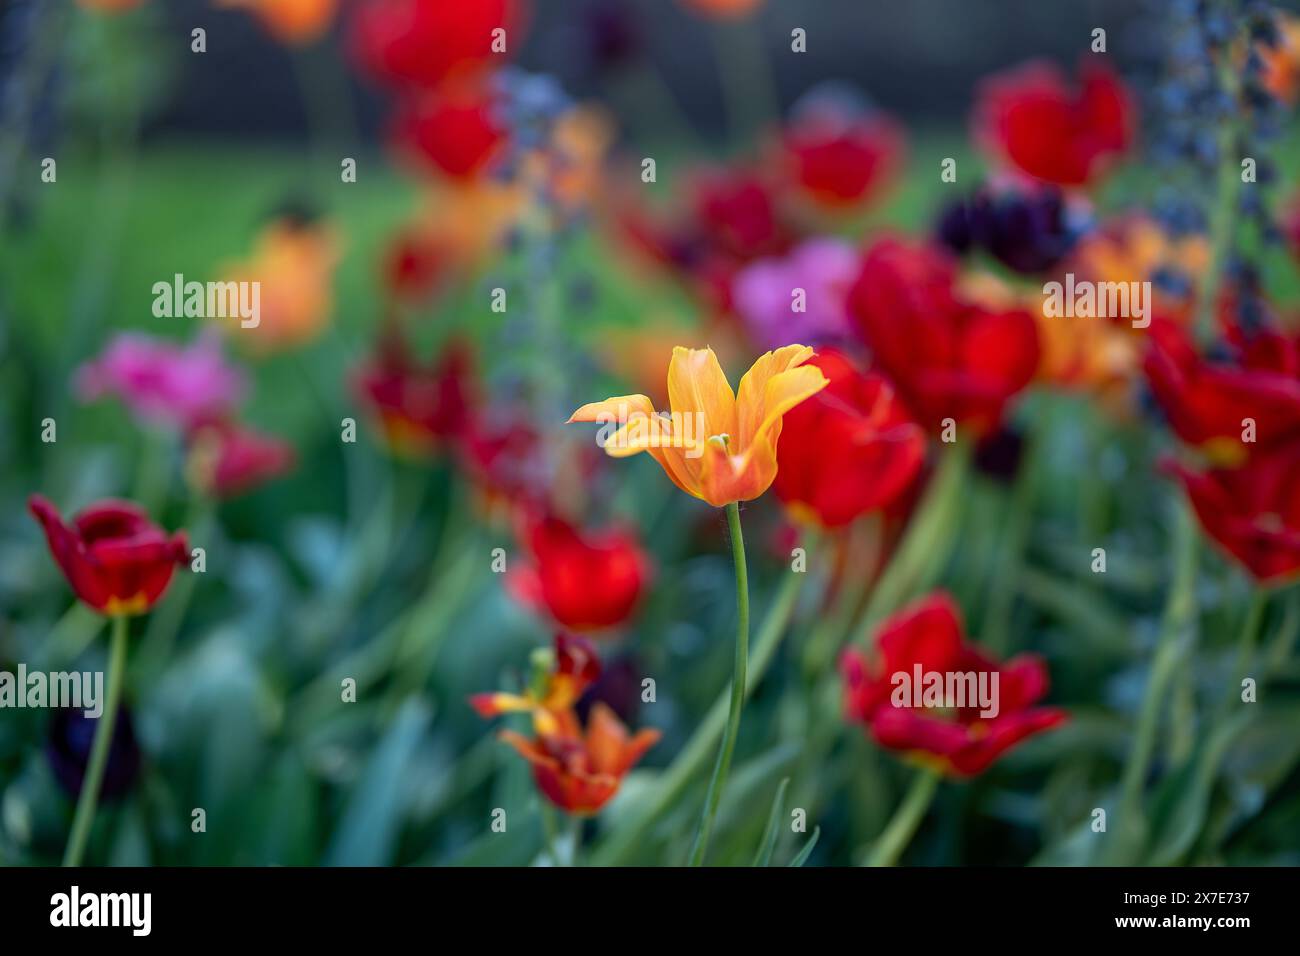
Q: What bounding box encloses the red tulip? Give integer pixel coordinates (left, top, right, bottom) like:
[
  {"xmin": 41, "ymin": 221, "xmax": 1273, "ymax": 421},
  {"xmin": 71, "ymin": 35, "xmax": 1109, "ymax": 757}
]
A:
[
  {"xmin": 611, "ymin": 167, "xmax": 795, "ymax": 314},
  {"xmin": 974, "ymin": 59, "xmax": 1134, "ymax": 188},
  {"xmin": 353, "ymin": 338, "xmax": 475, "ymax": 459},
  {"xmin": 842, "ymin": 593, "xmax": 1066, "ymax": 776},
  {"xmin": 383, "ymin": 229, "xmax": 446, "ymax": 302},
  {"xmin": 1144, "ymin": 319, "xmax": 1300, "ymax": 466},
  {"xmin": 390, "ymin": 86, "xmax": 505, "ymax": 180},
  {"xmin": 782, "ymin": 111, "xmax": 902, "ymax": 210},
  {"xmin": 845, "ymin": 237, "xmax": 1039, "ymax": 436},
  {"xmin": 508, "ymin": 511, "xmax": 650, "ymax": 632},
  {"xmin": 457, "ymin": 406, "xmax": 551, "ymax": 514},
  {"xmin": 1163, "ymin": 448, "xmax": 1300, "ymax": 586},
  {"xmin": 350, "ymin": 0, "xmax": 526, "ymax": 90},
  {"xmin": 691, "ymin": 170, "xmax": 790, "ymax": 262},
  {"xmin": 774, "ymin": 348, "xmax": 925, "ymax": 528},
  {"xmin": 1216, "ymin": 288, "xmax": 1300, "ymax": 377},
  {"xmin": 29, "ymin": 496, "xmax": 190, "ymax": 617},
  {"xmin": 186, "ymin": 421, "xmax": 297, "ymax": 499}
]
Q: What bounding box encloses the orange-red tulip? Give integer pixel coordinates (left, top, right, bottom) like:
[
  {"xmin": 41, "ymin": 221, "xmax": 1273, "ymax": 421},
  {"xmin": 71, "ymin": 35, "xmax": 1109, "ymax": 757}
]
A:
[
  {"xmin": 568, "ymin": 345, "xmax": 828, "ymax": 507},
  {"xmin": 499, "ymin": 703, "xmax": 659, "ymax": 815},
  {"xmin": 470, "ymin": 633, "xmax": 600, "ymax": 736}
]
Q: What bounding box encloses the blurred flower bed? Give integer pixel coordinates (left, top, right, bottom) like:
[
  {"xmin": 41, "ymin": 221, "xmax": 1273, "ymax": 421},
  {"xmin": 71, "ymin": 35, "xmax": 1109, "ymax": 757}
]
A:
[{"xmin": 1, "ymin": 0, "xmax": 1299, "ymax": 867}]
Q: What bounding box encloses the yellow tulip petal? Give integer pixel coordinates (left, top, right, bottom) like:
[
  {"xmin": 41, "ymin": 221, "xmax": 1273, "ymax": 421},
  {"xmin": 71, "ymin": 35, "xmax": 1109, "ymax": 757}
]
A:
[
  {"xmin": 567, "ymin": 392, "xmax": 702, "ymax": 497},
  {"xmin": 567, "ymin": 393, "xmax": 659, "ymax": 425},
  {"xmin": 750, "ymin": 363, "xmax": 830, "ymax": 449},
  {"xmin": 569, "ymin": 344, "xmax": 825, "ymax": 508},
  {"xmin": 667, "ymin": 347, "xmax": 737, "ymax": 442},
  {"xmin": 734, "ymin": 345, "xmax": 818, "ymax": 448}
]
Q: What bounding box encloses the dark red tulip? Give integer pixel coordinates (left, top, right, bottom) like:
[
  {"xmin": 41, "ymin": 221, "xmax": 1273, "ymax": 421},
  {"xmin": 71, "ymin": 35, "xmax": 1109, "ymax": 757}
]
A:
[
  {"xmin": 612, "ymin": 166, "xmax": 796, "ymax": 314},
  {"xmin": 1163, "ymin": 448, "xmax": 1300, "ymax": 586},
  {"xmin": 691, "ymin": 170, "xmax": 791, "ymax": 263},
  {"xmin": 974, "ymin": 59, "xmax": 1134, "ymax": 188},
  {"xmin": 774, "ymin": 348, "xmax": 925, "ymax": 529},
  {"xmin": 508, "ymin": 511, "xmax": 650, "ymax": 632},
  {"xmin": 842, "ymin": 592, "xmax": 1066, "ymax": 776},
  {"xmin": 845, "ymin": 237, "xmax": 1039, "ymax": 436},
  {"xmin": 457, "ymin": 406, "xmax": 550, "ymax": 513},
  {"xmin": 29, "ymin": 496, "xmax": 189, "ymax": 617},
  {"xmin": 1144, "ymin": 318, "xmax": 1300, "ymax": 466},
  {"xmin": 350, "ymin": 0, "xmax": 526, "ymax": 90},
  {"xmin": 353, "ymin": 338, "xmax": 475, "ymax": 459}
]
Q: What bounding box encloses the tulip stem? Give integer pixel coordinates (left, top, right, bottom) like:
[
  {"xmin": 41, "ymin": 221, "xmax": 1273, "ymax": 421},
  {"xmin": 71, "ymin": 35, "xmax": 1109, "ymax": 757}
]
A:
[
  {"xmin": 568, "ymin": 815, "xmax": 583, "ymax": 867},
  {"xmin": 1220, "ymin": 589, "xmax": 1267, "ymax": 714},
  {"xmin": 866, "ymin": 767, "xmax": 941, "ymax": 867},
  {"xmin": 540, "ymin": 804, "xmax": 561, "ymax": 866},
  {"xmin": 1118, "ymin": 499, "xmax": 1198, "ymax": 829},
  {"xmin": 591, "ymin": 558, "xmax": 803, "ymax": 865},
  {"xmin": 63, "ymin": 614, "xmax": 128, "ymax": 867},
  {"xmin": 687, "ymin": 501, "xmax": 750, "ymax": 866}
]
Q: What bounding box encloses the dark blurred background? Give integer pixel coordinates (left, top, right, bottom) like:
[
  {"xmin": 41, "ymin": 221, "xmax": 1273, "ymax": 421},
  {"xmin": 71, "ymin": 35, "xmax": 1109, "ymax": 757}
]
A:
[{"xmin": 0, "ymin": 0, "xmax": 1161, "ymax": 145}]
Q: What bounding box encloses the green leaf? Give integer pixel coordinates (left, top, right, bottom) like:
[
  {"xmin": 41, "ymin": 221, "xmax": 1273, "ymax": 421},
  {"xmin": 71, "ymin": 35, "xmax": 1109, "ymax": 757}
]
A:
[
  {"xmin": 1146, "ymin": 711, "xmax": 1251, "ymax": 865},
  {"xmin": 751, "ymin": 777, "xmax": 790, "ymax": 867},
  {"xmin": 323, "ymin": 698, "xmax": 431, "ymax": 866},
  {"xmin": 788, "ymin": 827, "xmax": 821, "ymax": 867}
]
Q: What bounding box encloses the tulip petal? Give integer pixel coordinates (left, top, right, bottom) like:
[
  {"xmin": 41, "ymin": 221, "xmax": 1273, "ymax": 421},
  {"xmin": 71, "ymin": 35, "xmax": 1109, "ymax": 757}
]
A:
[
  {"xmin": 469, "ymin": 692, "xmax": 534, "ymax": 718},
  {"xmin": 567, "ymin": 393, "xmax": 658, "ymax": 427},
  {"xmin": 734, "ymin": 345, "xmax": 815, "ymax": 444},
  {"xmin": 585, "ymin": 702, "xmax": 629, "ymax": 775},
  {"xmin": 568, "ymin": 393, "xmax": 700, "ymax": 497},
  {"xmin": 666, "ymin": 347, "xmax": 737, "ymax": 441}
]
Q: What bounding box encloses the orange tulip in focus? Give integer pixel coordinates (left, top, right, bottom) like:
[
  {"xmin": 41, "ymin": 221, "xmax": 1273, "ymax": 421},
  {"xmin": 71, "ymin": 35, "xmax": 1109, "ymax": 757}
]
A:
[
  {"xmin": 569, "ymin": 345, "xmax": 828, "ymax": 507},
  {"xmin": 216, "ymin": 0, "xmax": 338, "ymax": 44},
  {"xmin": 221, "ymin": 216, "xmax": 341, "ymax": 354},
  {"xmin": 499, "ymin": 703, "xmax": 659, "ymax": 815}
]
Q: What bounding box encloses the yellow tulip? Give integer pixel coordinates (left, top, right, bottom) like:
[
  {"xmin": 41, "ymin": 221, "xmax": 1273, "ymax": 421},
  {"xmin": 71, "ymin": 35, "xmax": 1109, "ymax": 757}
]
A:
[{"xmin": 569, "ymin": 345, "xmax": 828, "ymax": 507}]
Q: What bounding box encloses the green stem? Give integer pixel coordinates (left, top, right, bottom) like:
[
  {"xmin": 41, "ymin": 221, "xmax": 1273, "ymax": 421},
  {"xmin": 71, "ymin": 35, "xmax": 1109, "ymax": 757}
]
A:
[
  {"xmin": 62, "ymin": 614, "xmax": 129, "ymax": 867},
  {"xmin": 137, "ymin": 494, "xmax": 213, "ymax": 682},
  {"xmin": 591, "ymin": 556, "xmax": 803, "ymax": 865},
  {"xmin": 540, "ymin": 803, "xmax": 561, "ymax": 866},
  {"xmin": 983, "ymin": 431, "xmax": 1040, "ymax": 655},
  {"xmin": 1119, "ymin": 500, "xmax": 1198, "ymax": 819},
  {"xmin": 1264, "ymin": 587, "xmax": 1300, "ymax": 676},
  {"xmin": 857, "ymin": 447, "xmax": 969, "ymax": 638},
  {"xmin": 687, "ymin": 501, "xmax": 750, "ymax": 866},
  {"xmin": 865, "ymin": 767, "xmax": 941, "ymax": 867},
  {"xmin": 131, "ymin": 429, "xmax": 173, "ymax": 516},
  {"xmin": 1220, "ymin": 589, "xmax": 1267, "ymax": 714},
  {"xmin": 568, "ymin": 815, "xmax": 583, "ymax": 868}
]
